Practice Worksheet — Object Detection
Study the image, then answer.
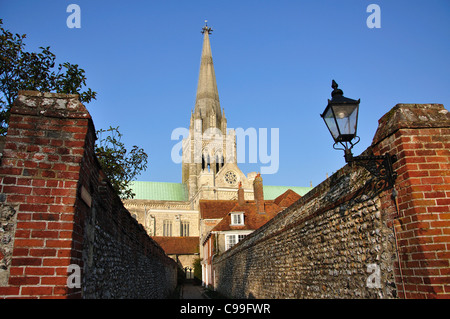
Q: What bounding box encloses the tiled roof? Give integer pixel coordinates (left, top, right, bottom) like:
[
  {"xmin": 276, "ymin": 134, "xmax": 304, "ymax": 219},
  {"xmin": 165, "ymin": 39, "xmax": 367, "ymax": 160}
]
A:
[
  {"xmin": 211, "ymin": 202, "xmax": 277, "ymax": 232},
  {"xmin": 273, "ymin": 189, "xmax": 302, "ymax": 207},
  {"xmin": 129, "ymin": 181, "xmax": 188, "ymax": 201},
  {"xmin": 152, "ymin": 236, "xmax": 199, "ymax": 255},
  {"xmin": 211, "ymin": 189, "xmax": 301, "ymax": 233},
  {"xmin": 199, "ymin": 200, "xmax": 238, "ymax": 219}
]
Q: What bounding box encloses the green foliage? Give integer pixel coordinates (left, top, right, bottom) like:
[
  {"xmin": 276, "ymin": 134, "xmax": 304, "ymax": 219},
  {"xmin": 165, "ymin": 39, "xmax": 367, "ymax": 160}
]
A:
[
  {"xmin": 192, "ymin": 257, "xmax": 202, "ymax": 285},
  {"xmin": 0, "ymin": 19, "xmax": 97, "ymax": 135},
  {"xmin": 95, "ymin": 126, "xmax": 148, "ymax": 199},
  {"xmin": 0, "ymin": 20, "xmax": 147, "ymax": 199}
]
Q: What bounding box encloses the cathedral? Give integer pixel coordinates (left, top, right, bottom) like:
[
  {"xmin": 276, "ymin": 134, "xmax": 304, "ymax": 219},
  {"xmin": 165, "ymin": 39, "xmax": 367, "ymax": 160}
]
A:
[{"xmin": 123, "ymin": 23, "xmax": 312, "ymax": 272}]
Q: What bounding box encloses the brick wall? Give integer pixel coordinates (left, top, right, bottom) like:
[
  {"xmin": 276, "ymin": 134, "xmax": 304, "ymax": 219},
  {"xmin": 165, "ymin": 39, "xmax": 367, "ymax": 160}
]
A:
[
  {"xmin": 213, "ymin": 103, "xmax": 449, "ymax": 299},
  {"xmin": 0, "ymin": 91, "xmax": 177, "ymax": 298},
  {"xmin": 372, "ymin": 104, "xmax": 450, "ymax": 298}
]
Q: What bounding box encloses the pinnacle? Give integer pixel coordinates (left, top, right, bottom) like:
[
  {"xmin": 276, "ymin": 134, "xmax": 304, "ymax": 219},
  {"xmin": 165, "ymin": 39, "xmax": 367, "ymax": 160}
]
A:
[{"xmin": 194, "ymin": 22, "xmax": 222, "ymax": 130}]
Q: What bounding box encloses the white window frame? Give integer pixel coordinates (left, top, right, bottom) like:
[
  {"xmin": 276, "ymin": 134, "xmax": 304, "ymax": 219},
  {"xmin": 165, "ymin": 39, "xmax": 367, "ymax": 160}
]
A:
[
  {"xmin": 225, "ymin": 232, "xmax": 251, "ymax": 250},
  {"xmin": 225, "ymin": 234, "xmax": 237, "ymax": 250},
  {"xmin": 230, "ymin": 212, "xmax": 244, "ymax": 226}
]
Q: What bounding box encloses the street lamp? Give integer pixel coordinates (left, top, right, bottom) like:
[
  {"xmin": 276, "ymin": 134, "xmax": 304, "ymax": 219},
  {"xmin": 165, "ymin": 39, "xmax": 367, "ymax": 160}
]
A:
[
  {"xmin": 321, "ymin": 80, "xmax": 360, "ymax": 162},
  {"xmin": 321, "ymin": 80, "xmax": 397, "ymax": 188}
]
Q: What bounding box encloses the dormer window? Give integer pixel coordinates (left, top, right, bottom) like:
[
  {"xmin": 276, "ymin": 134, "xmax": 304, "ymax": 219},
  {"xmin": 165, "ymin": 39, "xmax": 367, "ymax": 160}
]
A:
[{"xmin": 230, "ymin": 212, "xmax": 244, "ymax": 226}]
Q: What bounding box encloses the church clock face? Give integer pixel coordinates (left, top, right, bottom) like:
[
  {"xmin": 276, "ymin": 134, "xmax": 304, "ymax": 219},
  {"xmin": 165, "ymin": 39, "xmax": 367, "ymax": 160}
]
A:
[{"xmin": 224, "ymin": 171, "xmax": 238, "ymax": 185}]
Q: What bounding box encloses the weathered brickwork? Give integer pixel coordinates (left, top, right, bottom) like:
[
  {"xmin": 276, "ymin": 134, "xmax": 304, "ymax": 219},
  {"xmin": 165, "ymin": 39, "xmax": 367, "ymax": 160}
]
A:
[
  {"xmin": 0, "ymin": 91, "xmax": 177, "ymax": 298},
  {"xmin": 214, "ymin": 164, "xmax": 398, "ymax": 298},
  {"xmin": 214, "ymin": 103, "xmax": 449, "ymax": 299},
  {"xmin": 0, "ymin": 203, "xmax": 17, "ymax": 287},
  {"xmin": 372, "ymin": 104, "xmax": 450, "ymax": 298}
]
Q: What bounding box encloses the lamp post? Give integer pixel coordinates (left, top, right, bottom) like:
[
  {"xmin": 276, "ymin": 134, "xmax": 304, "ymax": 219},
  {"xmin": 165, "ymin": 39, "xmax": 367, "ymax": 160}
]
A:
[{"xmin": 321, "ymin": 80, "xmax": 397, "ymax": 188}]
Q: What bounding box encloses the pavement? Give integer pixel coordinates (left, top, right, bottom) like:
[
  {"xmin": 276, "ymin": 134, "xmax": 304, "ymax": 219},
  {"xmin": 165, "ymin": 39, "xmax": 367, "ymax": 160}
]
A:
[{"xmin": 180, "ymin": 282, "xmax": 208, "ymax": 299}]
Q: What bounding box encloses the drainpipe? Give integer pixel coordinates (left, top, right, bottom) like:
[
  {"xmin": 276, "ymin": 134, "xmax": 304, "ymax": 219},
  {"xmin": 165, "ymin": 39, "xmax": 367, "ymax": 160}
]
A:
[{"xmin": 211, "ymin": 231, "xmax": 219, "ymax": 290}]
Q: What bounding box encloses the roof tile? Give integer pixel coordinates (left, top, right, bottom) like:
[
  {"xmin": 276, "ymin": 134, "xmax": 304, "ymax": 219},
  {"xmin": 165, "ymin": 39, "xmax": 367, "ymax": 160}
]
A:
[{"xmin": 152, "ymin": 236, "xmax": 199, "ymax": 255}]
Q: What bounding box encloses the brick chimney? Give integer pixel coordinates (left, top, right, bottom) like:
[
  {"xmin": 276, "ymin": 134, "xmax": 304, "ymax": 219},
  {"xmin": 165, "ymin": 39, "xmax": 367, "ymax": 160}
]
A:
[
  {"xmin": 238, "ymin": 182, "xmax": 245, "ymax": 206},
  {"xmin": 253, "ymin": 173, "xmax": 265, "ymax": 214}
]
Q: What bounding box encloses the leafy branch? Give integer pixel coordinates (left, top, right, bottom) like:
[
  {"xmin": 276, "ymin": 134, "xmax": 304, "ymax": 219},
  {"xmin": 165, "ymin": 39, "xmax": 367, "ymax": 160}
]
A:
[
  {"xmin": 95, "ymin": 126, "xmax": 148, "ymax": 199},
  {"xmin": 0, "ymin": 19, "xmax": 96, "ymax": 135}
]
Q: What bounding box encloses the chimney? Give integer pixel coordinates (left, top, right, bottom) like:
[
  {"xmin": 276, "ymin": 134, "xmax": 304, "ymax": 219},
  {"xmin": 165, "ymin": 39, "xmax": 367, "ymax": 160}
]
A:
[
  {"xmin": 253, "ymin": 173, "xmax": 265, "ymax": 214},
  {"xmin": 238, "ymin": 182, "xmax": 245, "ymax": 206}
]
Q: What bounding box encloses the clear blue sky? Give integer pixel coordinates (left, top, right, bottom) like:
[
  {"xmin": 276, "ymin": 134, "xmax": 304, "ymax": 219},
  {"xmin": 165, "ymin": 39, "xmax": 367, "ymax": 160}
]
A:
[{"xmin": 1, "ymin": 0, "xmax": 449, "ymax": 188}]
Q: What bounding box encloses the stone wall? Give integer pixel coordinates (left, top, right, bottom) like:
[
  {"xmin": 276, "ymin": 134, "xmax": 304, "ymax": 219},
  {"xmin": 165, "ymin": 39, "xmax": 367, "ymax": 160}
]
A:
[
  {"xmin": 213, "ymin": 103, "xmax": 449, "ymax": 299},
  {"xmin": 214, "ymin": 163, "xmax": 397, "ymax": 298},
  {"xmin": 0, "ymin": 91, "xmax": 177, "ymax": 298}
]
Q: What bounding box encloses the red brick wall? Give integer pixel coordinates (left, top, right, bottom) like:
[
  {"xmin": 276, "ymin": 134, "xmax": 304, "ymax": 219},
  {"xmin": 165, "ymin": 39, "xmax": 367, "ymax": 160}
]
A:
[
  {"xmin": 0, "ymin": 92, "xmax": 90, "ymax": 298},
  {"xmin": 212, "ymin": 103, "xmax": 449, "ymax": 299},
  {"xmin": 373, "ymin": 104, "xmax": 450, "ymax": 298},
  {"xmin": 0, "ymin": 91, "xmax": 177, "ymax": 298}
]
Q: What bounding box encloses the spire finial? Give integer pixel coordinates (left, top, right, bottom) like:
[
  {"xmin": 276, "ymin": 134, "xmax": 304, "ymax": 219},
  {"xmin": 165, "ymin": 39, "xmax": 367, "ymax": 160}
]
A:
[
  {"xmin": 331, "ymin": 79, "xmax": 343, "ymax": 98},
  {"xmin": 201, "ymin": 20, "xmax": 213, "ymax": 34}
]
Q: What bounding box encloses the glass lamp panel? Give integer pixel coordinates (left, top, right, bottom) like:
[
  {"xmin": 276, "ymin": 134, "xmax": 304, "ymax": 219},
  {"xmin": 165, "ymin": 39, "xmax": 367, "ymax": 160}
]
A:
[
  {"xmin": 332, "ymin": 103, "xmax": 358, "ymax": 141},
  {"xmin": 323, "ymin": 105, "xmax": 340, "ymax": 141}
]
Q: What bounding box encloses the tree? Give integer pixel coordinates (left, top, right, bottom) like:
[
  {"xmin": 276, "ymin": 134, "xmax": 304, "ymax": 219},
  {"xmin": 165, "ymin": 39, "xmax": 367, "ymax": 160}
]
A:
[
  {"xmin": 1, "ymin": 20, "xmax": 148, "ymax": 199},
  {"xmin": 95, "ymin": 126, "xmax": 148, "ymax": 199},
  {"xmin": 0, "ymin": 19, "xmax": 96, "ymax": 135},
  {"xmin": 192, "ymin": 257, "xmax": 202, "ymax": 285}
]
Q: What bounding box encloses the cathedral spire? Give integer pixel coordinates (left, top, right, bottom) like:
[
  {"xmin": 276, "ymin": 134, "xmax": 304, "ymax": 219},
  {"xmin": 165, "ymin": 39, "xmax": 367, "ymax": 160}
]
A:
[{"xmin": 194, "ymin": 20, "xmax": 222, "ymax": 131}]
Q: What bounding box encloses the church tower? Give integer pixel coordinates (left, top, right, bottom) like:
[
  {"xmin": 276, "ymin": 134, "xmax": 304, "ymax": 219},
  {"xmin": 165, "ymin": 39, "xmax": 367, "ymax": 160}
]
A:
[
  {"xmin": 182, "ymin": 22, "xmax": 237, "ymax": 200},
  {"xmin": 193, "ymin": 22, "xmax": 224, "ymax": 133}
]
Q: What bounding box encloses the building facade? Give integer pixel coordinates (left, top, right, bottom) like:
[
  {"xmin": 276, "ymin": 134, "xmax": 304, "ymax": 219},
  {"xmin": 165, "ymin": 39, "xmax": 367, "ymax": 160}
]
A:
[
  {"xmin": 201, "ymin": 177, "xmax": 302, "ymax": 288},
  {"xmin": 123, "ymin": 23, "xmax": 312, "ymax": 272}
]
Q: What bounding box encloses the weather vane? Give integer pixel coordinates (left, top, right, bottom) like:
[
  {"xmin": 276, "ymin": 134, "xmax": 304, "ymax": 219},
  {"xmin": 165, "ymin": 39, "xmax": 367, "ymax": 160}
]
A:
[{"xmin": 201, "ymin": 19, "xmax": 213, "ymax": 34}]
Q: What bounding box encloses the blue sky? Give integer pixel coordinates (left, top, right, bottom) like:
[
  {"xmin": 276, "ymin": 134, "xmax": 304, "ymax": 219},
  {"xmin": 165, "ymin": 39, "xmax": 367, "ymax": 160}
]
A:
[{"xmin": 1, "ymin": 0, "xmax": 449, "ymax": 188}]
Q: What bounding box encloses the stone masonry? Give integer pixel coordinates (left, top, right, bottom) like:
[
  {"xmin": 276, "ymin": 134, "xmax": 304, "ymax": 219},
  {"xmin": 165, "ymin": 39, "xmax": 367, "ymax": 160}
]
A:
[
  {"xmin": 213, "ymin": 103, "xmax": 449, "ymax": 299},
  {"xmin": 0, "ymin": 91, "xmax": 177, "ymax": 298},
  {"xmin": 214, "ymin": 162, "xmax": 397, "ymax": 298}
]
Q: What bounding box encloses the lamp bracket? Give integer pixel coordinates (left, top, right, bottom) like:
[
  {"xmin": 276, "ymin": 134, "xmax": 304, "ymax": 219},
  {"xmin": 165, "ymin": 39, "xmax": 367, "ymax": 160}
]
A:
[
  {"xmin": 333, "ymin": 136, "xmax": 360, "ymax": 152},
  {"xmin": 346, "ymin": 151, "xmax": 398, "ymax": 189}
]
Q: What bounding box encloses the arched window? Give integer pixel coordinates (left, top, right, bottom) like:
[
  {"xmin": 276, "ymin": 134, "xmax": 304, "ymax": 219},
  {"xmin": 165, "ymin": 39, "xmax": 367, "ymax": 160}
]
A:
[{"xmin": 216, "ymin": 155, "xmax": 220, "ymax": 173}]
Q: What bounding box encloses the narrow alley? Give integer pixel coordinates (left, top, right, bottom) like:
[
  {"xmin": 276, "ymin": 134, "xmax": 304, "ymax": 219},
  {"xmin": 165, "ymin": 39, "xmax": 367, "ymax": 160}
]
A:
[{"xmin": 179, "ymin": 282, "xmax": 207, "ymax": 299}]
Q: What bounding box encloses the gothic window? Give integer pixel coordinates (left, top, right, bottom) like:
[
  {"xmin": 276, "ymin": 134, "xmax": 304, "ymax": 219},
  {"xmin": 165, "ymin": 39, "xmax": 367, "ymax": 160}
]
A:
[
  {"xmin": 163, "ymin": 220, "xmax": 172, "ymax": 236},
  {"xmin": 215, "ymin": 154, "xmax": 223, "ymax": 173},
  {"xmin": 181, "ymin": 221, "xmax": 190, "ymax": 237},
  {"xmin": 224, "ymin": 170, "xmax": 237, "ymax": 185}
]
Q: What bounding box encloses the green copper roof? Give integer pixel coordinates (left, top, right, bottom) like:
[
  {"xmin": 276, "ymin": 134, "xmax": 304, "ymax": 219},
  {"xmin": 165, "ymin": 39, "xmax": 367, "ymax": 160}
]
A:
[
  {"xmin": 263, "ymin": 185, "xmax": 313, "ymax": 200},
  {"xmin": 129, "ymin": 181, "xmax": 312, "ymax": 201},
  {"xmin": 129, "ymin": 181, "xmax": 188, "ymax": 201}
]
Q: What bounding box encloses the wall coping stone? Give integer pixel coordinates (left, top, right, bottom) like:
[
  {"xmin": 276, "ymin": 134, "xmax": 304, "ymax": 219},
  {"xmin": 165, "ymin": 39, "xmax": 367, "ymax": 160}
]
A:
[
  {"xmin": 372, "ymin": 103, "xmax": 449, "ymax": 146},
  {"xmin": 11, "ymin": 90, "xmax": 91, "ymax": 120}
]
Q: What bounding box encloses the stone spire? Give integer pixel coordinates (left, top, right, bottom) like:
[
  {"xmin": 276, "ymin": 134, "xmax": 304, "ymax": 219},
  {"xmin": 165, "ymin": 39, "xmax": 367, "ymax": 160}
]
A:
[{"xmin": 194, "ymin": 21, "xmax": 222, "ymax": 132}]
